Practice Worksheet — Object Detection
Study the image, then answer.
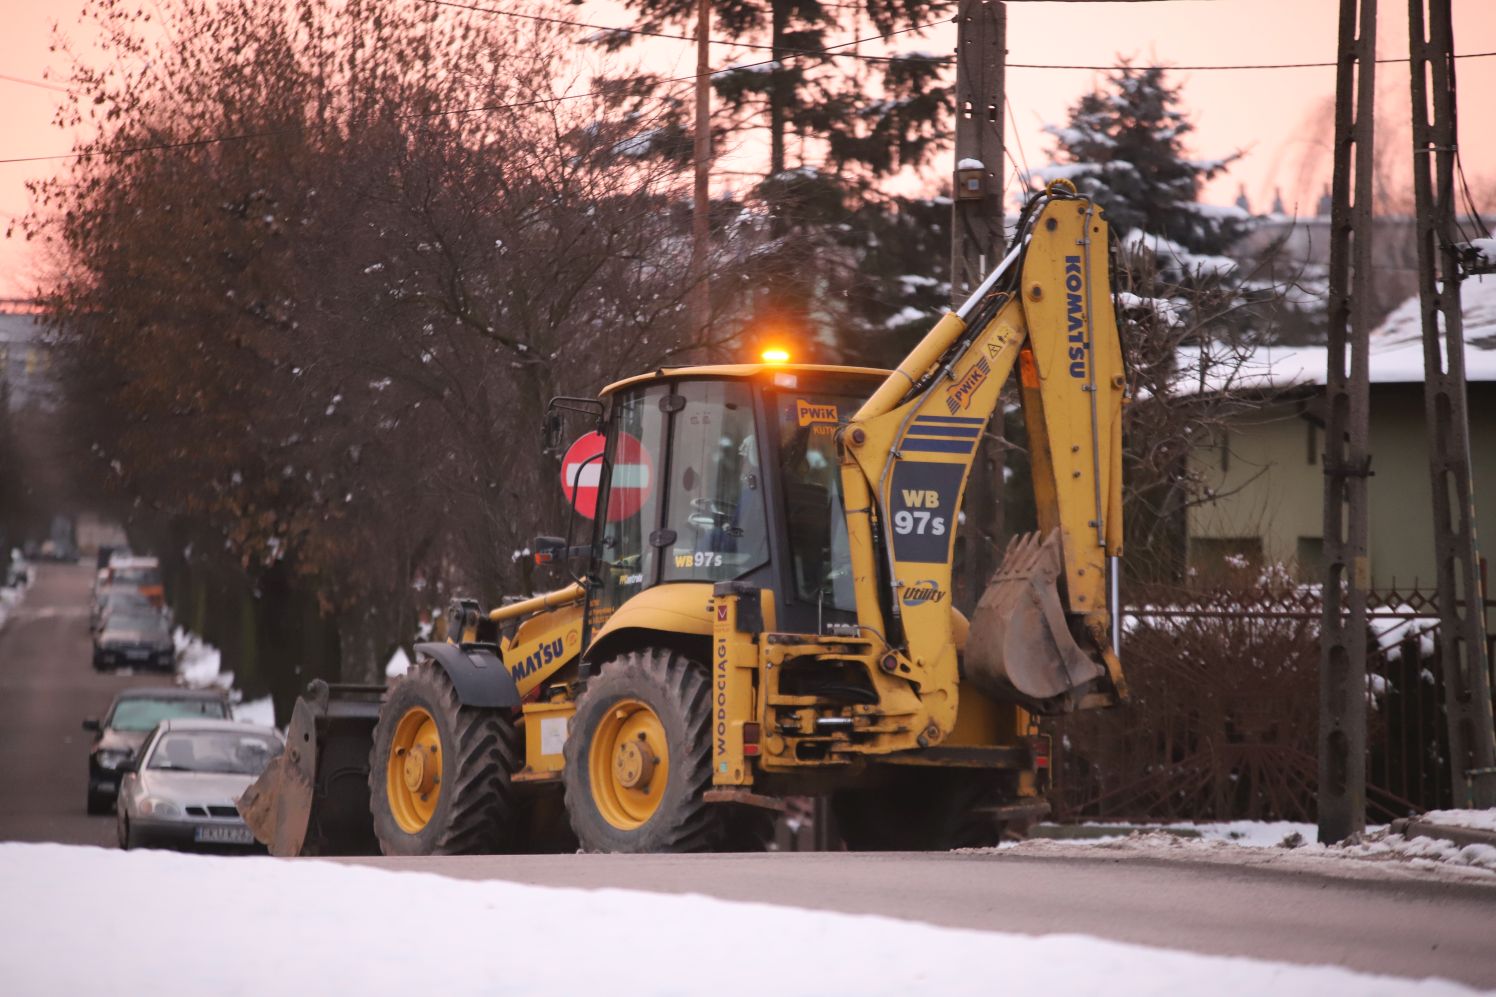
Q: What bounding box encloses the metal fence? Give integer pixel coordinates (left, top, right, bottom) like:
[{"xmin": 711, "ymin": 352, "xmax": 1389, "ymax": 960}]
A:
[{"xmin": 1049, "ymin": 580, "xmax": 1496, "ymax": 824}]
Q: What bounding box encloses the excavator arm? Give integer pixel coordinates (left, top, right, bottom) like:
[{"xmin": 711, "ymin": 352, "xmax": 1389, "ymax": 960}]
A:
[{"xmin": 839, "ymin": 184, "xmax": 1127, "ymax": 732}]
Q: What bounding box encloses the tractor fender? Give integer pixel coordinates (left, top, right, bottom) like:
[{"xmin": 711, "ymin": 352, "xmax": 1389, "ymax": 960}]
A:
[{"xmin": 413, "ymin": 642, "xmax": 522, "ymax": 709}]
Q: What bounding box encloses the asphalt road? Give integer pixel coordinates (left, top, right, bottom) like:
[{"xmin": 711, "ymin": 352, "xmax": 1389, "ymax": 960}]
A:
[
  {"xmin": 4, "ymin": 561, "xmax": 1495, "ymax": 988},
  {"xmin": 340, "ymin": 849, "xmax": 1496, "ymax": 989},
  {"xmin": 0, "ymin": 561, "xmax": 168, "ymax": 846}
]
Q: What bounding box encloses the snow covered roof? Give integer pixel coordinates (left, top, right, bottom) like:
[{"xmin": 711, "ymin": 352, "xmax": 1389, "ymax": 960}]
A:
[{"xmin": 1188, "ymin": 276, "xmax": 1496, "ymax": 393}]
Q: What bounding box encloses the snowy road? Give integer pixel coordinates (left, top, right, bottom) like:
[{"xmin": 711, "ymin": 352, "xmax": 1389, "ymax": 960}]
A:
[
  {"xmin": 334, "ymin": 848, "xmax": 1496, "ymax": 989},
  {"xmin": 2, "ymin": 562, "xmax": 1494, "ymax": 992},
  {"xmin": 2, "ymin": 843, "xmax": 1488, "ymax": 997}
]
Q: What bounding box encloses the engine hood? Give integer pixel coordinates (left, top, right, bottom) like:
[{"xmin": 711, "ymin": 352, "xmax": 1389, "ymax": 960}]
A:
[
  {"xmin": 95, "ymin": 729, "xmax": 149, "ymax": 755},
  {"xmin": 138, "ymin": 769, "xmax": 260, "ymax": 806}
]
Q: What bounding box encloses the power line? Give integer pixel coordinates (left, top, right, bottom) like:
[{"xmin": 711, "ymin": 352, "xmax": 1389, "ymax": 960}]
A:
[
  {"xmin": 419, "ymin": 0, "xmax": 947, "ymax": 65},
  {"xmin": 418, "ymin": 1, "xmax": 1496, "ymax": 73},
  {"xmin": 0, "ymin": 73, "xmax": 70, "ymax": 94},
  {"xmin": 0, "ymin": 20, "xmax": 944, "ymax": 165}
]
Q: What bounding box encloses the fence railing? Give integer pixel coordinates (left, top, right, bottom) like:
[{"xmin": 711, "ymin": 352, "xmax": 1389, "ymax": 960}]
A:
[{"xmin": 1049, "ymin": 580, "xmax": 1495, "ymax": 824}]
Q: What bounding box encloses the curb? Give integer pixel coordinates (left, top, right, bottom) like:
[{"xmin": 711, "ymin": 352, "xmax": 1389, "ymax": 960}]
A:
[{"xmin": 1389, "ymin": 817, "xmax": 1496, "ymax": 850}]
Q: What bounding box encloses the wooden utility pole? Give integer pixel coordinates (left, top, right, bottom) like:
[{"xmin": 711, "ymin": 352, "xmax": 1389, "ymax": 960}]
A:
[
  {"xmin": 1408, "ymin": 0, "xmax": 1496, "ymax": 808},
  {"xmin": 951, "ymin": 0, "xmax": 1006, "ymax": 611},
  {"xmin": 1319, "ymin": 0, "xmax": 1377, "ymax": 845},
  {"xmin": 691, "ymin": 0, "xmax": 712, "ymax": 344}
]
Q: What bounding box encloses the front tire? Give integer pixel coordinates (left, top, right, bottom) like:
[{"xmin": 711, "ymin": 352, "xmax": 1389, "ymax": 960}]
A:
[
  {"xmin": 368, "ymin": 660, "xmax": 520, "ymax": 856},
  {"xmin": 86, "ymin": 786, "xmax": 111, "ymax": 816},
  {"xmin": 563, "ymin": 648, "xmax": 722, "ymax": 853}
]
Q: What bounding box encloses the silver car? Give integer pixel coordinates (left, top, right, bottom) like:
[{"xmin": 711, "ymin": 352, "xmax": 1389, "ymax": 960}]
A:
[{"xmin": 116, "ymin": 718, "xmax": 284, "ymax": 851}]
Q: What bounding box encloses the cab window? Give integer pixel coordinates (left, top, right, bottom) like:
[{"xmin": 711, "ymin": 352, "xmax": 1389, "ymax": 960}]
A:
[
  {"xmin": 660, "ymin": 380, "xmax": 769, "ymax": 583},
  {"xmin": 772, "ymin": 391, "xmax": 860, "ymax": 612},
  {"xmin": 593, "ymin": 386, "xmax": 666, "ymax": 620}
]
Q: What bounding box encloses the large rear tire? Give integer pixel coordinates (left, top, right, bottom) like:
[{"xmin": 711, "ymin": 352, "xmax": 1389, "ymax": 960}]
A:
[
  {"xmin": 368, "ymin": 660, "xmax": 520, "ymax": 855},
  {"xmin": 832, "ymin": 769, "xmax": 1011, "ymax": 851},
  {"xmin": 563, "ymin": 648, "xmax": 722, "ymax": 853}
]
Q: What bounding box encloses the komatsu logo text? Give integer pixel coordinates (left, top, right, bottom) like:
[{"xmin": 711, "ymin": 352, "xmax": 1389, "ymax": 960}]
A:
[
  {"xmin": 511, "ymin": 638, "xmax": 563, "ymax": 682},
  {"xmin": 1065, "ymin": 256, "xmax": 1087, "ymax": 379}
]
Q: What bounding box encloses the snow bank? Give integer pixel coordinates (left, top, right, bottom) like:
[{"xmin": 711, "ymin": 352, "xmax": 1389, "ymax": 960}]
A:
[
  {"xmin": 174, "ymin": 626, "xmax": 230, "ymax": 689},
  {"xmin": 385, "ymin": 645, "xmax": 411, "ymax": 679},
  {"xmin": 1045, "ymin": 821, "xmax": 1317, "ymax": 848},
  {"xmin": 1421, "ymin": 809, "xmax": 1496, "ymax": 834},
  {"xmin": 1346, "ymin": 832, "xmax": 1496, "ymax": 873},
  {"xmin": 0, "ymin": 584, "xmax": 23, "ymax": 631},
  {"xmin": 0, "ymin": 843, "xmax": 1474, "ymax": 996},
  {"xmin": 235, "ymin": 696, "xmax": 275, "ymax": 726}
]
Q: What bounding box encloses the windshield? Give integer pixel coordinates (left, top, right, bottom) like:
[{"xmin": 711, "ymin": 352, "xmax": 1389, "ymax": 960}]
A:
[
  {"xmin": 660, "ymin": 379, "xmax": 770, "ymax": 583},
  {"xmin": 105, "ymin": 613, "xmax": 167, "ymax": 635},
  {"xmin": 771, "ymin": 389, "xmax": 865, "ymax": 613},
  {"xmin": 108, "ymin": 698, "xmax": 229, "ymax": 732},
  {"xmin": 112, "ymin": 567, "xmax": 160, "ymax": 585},
  {"xmin": 147, "ymin": 730, "xmax": 283, "ymax": 774}
]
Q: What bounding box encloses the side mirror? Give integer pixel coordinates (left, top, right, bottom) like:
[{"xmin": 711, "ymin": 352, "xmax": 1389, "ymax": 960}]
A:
[
  {"xmin": 543, "ymin": 411, "xmax": 564, "ymax": 453},
  {"xmin": 82, "ymin": 718, "xmax": 101, "ymax": 732},
  {"xmin": 532, "ymin": 536, "xmax": 567, "ymax": 565}
]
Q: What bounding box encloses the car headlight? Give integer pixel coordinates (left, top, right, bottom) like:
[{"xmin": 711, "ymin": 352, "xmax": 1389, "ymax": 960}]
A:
[
  {"xmin": 96, "ymin": 750, "xmax": 132, "ymax": 771},
  {"xmin": 138, "ymin": 798, "xmax": 181, "ymax": 818}
]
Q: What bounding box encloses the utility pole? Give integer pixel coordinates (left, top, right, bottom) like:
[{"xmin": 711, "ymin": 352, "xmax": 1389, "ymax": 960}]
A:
[
  {"xmin": 951, "ymin": 0, "xmax": 1006, "ymax": 611},
  {"xmin": 1408, "ymin": 0, "xmax": 1496, "ymax": 809},
  {"xmin": 1319, "ymin": 0, "xmax": 1377, "ymax": 845},
  {"xmin": 691, "ymin": 0, "xmax": 712, "ymax": 345}
]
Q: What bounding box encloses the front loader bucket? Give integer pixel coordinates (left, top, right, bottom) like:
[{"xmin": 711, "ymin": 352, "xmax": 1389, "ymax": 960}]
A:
[
  {"xmin": 963, "ymin": 530, "xmax": 1106, "ymax": 713},
  {"xmin": 238, "ymin": 680, "xmax": 384, "ymax": 856}
]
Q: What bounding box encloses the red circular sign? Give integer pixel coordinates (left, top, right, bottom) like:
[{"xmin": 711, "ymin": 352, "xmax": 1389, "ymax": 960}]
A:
[{"xmin": 560, "ymin": 431, "xmax": 653, "ymax": 522}]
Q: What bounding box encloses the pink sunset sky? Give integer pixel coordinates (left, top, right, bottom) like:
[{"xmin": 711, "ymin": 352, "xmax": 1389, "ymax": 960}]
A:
[{"xmin": 1, "ymin": 0, "xmax": 1493, "ymax": 299}]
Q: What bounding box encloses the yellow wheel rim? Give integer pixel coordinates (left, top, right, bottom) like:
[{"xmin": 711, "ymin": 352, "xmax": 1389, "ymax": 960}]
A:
[
  {"xmin": 387, "ymin": 706, "xmax": 442, "ymax": 834},
  {"xmin": 589, "ymin": 697, "xmax": 669, "ymax": 831}
]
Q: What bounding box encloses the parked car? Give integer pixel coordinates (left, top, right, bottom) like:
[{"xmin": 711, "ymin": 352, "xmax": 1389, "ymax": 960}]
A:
[
  {"xmin": 105, "ymin": 554, "xmax": 164, "ymax": 604},
  {"xmin": 115, "ymin": 718, "xmax": 284, "ymax": 851},
  {"xmin": 83, "ymin": 687, "xmax": 232, "ymax": 814},
  {"xmin": 91, "ymin": 588, "xmax": 160, "ymax": 634},
  {"xmin": 92, "ymin": 605, "xmax": 175, "ymax": 671}
]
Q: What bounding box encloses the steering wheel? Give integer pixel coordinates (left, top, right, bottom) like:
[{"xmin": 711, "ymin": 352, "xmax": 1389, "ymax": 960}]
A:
[{"xmin": 687, "ymin": 496, "xmax": 736, "ymax": 531}]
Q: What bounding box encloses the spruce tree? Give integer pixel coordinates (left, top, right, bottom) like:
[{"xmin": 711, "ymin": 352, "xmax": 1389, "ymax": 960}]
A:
[{"xmin": 1043, "ymin": 64, "xmax": 1243, "ymax": 255}]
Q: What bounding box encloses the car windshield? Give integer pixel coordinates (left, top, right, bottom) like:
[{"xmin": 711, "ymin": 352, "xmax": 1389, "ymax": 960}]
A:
[
  {"xmin": 109, "ymin": 698, "xmax": 229, "ymax": 732},
  {"xmin": 106, "ymin": 612, "xmax": 165, "ymax": 634},
  {"xmin": 112, "ymin": 567, "xmax": 159, "ymax": 585},
  {"xmin": 148, "ymin": 731, "xmax": 283, "ymax": 775}
]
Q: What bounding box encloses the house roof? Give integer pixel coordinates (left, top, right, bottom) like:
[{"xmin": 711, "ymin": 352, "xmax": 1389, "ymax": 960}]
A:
[{"xmin": 1192, "ymin": 275, "xmax": 1496, "ymax": 393}]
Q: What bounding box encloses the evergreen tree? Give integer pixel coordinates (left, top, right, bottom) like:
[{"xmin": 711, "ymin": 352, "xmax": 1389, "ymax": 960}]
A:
[
  {"xmin": 595, "ymin": 1, "xmax": 954, "ymax": 362},
  {"xmin": 1042, "ymin": 64, "xmax": 1243, "ymax": 254}
]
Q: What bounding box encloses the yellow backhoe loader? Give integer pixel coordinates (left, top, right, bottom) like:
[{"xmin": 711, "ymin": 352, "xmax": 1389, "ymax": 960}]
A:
[{"xmin": 239, "ymin": 182, "xmax": 1129, "ymax": 855}]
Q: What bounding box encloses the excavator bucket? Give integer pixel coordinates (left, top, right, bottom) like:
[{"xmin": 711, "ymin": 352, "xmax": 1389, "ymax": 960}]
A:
[
  {"xmin": 238, "ymin": 680, "xmax": 384, "ymax": 856},
  {"xmin": 963, "ymin": 530, "xmax": 1106, "ymax": 713}
]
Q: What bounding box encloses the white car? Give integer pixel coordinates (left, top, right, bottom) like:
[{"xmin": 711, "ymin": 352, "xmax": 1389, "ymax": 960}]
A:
[{"xmin": 115, "ymin": 718, "xmax": 284, "ymax": 851}]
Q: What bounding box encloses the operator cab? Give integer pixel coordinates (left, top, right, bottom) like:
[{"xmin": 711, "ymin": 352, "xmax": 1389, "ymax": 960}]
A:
[{"xmin": 582, "ymin": 364, "xmax": 890, "ymax": 639}]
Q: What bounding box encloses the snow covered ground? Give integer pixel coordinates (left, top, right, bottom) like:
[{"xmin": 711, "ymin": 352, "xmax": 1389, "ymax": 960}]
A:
[
  {"xmin": 172, "ymin": 626, "xmax": 275, "ymax": 726},
  {"xmin": 1009, "ymin": 820, "xmax": 1496, "ymax": 882},
  {"xmin": 0, "ymin": 558, "xmax": 32, "ymax": 630},
  {"xmin": 0, "ymin": 842, "xmax": 1478, "ymax": 997}
]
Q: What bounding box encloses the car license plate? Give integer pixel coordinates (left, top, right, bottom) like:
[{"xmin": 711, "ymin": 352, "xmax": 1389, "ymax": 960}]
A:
[
  {"xmin": 194, "ymin": 824, "xmax": 254, "ymax": 845},
  {"xmin": 126, "ymin": 649, "xmax": 150, "ymax": 660}
]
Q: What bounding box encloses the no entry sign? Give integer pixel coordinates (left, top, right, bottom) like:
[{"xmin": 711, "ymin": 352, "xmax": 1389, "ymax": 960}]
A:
[{"xmin": 561, "ymin": 431, "xmax": 653, "ymax": 522}]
